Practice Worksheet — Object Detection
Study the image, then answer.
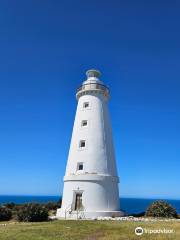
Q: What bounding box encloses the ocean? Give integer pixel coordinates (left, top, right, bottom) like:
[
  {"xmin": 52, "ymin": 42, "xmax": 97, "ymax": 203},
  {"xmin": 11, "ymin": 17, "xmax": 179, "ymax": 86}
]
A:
[{"xmin": 0, "ymin": 196, "xmax": 180, "ymax": 214}]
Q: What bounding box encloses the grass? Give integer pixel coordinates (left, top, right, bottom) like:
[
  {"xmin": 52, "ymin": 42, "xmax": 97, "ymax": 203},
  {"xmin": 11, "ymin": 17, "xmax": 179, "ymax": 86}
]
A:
[{"xmin": 0, "ymin": 220, "xmax": 180, "ymax": 240}]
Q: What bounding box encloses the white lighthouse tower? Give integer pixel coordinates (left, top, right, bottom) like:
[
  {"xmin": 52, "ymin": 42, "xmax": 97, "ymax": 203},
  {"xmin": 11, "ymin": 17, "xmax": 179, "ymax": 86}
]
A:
[{"xmin": 57, "ymin": 69, "xmax": 123, "ymax": 219}]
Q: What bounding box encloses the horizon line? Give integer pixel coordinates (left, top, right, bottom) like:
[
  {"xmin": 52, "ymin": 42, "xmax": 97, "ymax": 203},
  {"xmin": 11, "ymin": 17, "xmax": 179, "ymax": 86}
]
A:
[{"xmin": 0, "ymin": 194, "xmax": 179, "ymax": 201}]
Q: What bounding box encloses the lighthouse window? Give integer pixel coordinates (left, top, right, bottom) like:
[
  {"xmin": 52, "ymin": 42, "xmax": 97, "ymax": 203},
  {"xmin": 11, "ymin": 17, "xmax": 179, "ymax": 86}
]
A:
[
  {"xmin": 79, "ymin": 140, "xmax": 86, "ymax": 148},
  {"xmin": 81, "ymin": 120, "xmax": 87, "ymax": 127},
  {"xmin": 77, "ymin": 163, "xmax": 83, "ymax": 171},
  {"xmin": 83, "ymin": 102, "xmax": 89, "ymax": 108}
]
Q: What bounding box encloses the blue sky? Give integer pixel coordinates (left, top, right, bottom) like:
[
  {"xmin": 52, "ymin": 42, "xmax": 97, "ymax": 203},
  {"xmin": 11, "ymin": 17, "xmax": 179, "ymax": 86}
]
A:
[{"xmin": 0, "ymin": 0, "xmax": 179, "ymax": 199}]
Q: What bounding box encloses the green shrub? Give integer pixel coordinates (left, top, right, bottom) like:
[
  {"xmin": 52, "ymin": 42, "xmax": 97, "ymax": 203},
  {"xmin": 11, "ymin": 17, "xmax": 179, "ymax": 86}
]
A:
[
  {"xmin": 145, "ymin": 200, "xmax": 177, "ymax": 218},
  {"xmin": 0, "ymin": 206, "xmax": 12, "ymax": 221},
  {"xmin": 44, "ymin": 201, "xmax": 60, "ymax": 211},
  {"xmin": 3, "ymin": 202, "xmax": 15, "ymax": 209},
  {"xmin": 17, "ymin": 203, "xmax": 48, "ymax": 222}
]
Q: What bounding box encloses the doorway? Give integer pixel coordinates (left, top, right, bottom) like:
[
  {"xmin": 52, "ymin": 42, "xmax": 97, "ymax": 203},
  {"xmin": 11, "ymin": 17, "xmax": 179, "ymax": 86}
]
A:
[{"xmin": 74, "ymin": 193, "xmax": 83, "ymax": 210}]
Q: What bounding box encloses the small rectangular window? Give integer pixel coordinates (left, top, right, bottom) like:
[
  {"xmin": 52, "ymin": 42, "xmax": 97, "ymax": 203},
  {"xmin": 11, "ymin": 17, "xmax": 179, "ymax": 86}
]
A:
[
  {"xmin": 81, "ymin": 120, "xmax": 87, "ymax": 127},
  {"xmin": 83, "ymin": 102, "xmax": 89, "ymax": 108},
  {"xmin": 79, "ymin": 140, "xmax": 86, "ymax": 148},
  {"xmin": 77, "ymin": 163, "xmax": 83, "ymax": 171}
]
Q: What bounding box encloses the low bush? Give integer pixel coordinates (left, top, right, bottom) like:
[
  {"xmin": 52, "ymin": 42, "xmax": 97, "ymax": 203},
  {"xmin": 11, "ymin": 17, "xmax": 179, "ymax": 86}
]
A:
[
  {"xmin": 44, "ymin": 201, "xmax": 61, "ymax": 211},
  {"xmin": 145, "ymin": 200, "xmax": 177, "ymax": 218},
  {"xmin": 0, "ymin": 206, "xmax": 12, "ymax": 221},
  {"xmin": 3, "ymin": 202, "xmax": 15, "ymax": 209},
  {"xmin": 17, "ymin": 203, "xmax": 48, "ymax": 222}
]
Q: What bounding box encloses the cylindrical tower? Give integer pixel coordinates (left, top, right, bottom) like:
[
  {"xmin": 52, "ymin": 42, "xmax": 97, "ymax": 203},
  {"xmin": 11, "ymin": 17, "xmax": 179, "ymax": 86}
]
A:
[{"xmin": 57, "ymin": 70, "xmax": 123, "ymax": 219}]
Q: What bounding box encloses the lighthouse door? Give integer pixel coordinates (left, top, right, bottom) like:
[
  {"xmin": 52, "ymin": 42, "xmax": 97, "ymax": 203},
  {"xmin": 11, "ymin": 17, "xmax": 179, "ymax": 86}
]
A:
[{"xmin": 74, "ymin": 193, "xmax": 82, "ymax": 210}]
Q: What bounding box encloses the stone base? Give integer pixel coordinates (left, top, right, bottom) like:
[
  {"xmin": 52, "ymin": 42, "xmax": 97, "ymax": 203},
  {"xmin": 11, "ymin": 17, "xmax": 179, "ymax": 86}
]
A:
[{"xmin": 56, "ymin": 208, "xmax": 125, "ymax": 219}]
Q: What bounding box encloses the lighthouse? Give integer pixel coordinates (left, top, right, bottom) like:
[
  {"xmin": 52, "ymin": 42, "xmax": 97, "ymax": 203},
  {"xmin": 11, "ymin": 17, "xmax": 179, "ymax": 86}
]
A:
[{"xmin": 56, "ymin": 69, "xmax": 123, "ymax": 219}]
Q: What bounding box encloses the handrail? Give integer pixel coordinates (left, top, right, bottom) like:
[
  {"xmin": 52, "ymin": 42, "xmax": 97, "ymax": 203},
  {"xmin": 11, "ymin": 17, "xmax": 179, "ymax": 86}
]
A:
[
  {"xmin": 65, "ymin": 204, "xmax": 86, "ymax": 219},
  {"xmin": 77, "ymin": 82, "xmax": 109, "ymax": 93},
  {"xmin": 75, "ymin": 205, "xmax": 85, "ymax": 220},
  {"xmin": 65, "ymin": 204, "xmax": 72, "ymax": 219}
]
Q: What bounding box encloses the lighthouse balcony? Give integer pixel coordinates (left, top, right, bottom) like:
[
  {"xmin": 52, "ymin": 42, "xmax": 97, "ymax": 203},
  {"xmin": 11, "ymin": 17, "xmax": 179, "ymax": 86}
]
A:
[{"xmin": 76, "ymin": 82, "xmax": 109, "ymax": 99}]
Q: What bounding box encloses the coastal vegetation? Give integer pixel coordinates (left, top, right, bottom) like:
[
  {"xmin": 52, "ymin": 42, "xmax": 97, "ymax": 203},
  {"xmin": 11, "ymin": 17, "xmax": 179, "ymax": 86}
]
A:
[
  {"xmin": 0, "ymin": 201, "xmax": 61, "ymax": 222},
  {"xmin": 0, "ymin": 206, "xmax": 12, "ymax": 221},
  {"xmin": 16, "ymin": 203, "xmax": 48, "ymax": 222},
  {"xmin": 145, "ymin": 200, "xmax": 177, "ymax": 218},
  {"xmin": 0, "ymin": 200, "xmax": 179, "ymax": 222}
]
